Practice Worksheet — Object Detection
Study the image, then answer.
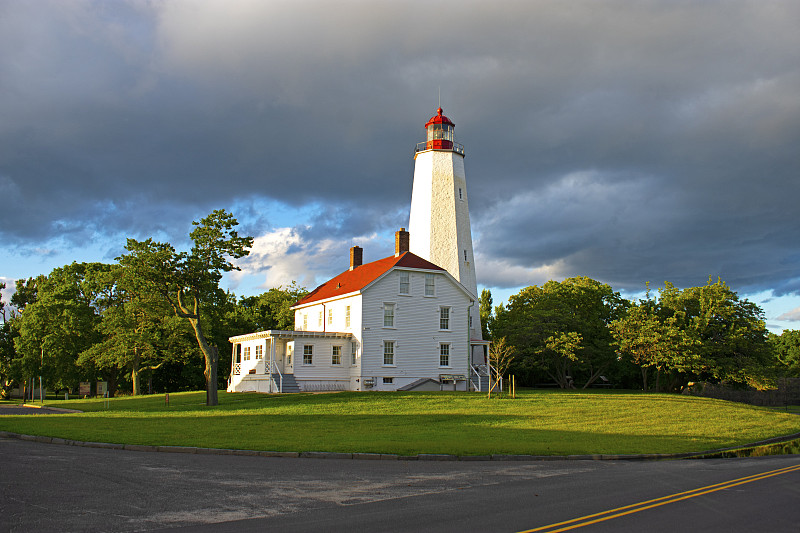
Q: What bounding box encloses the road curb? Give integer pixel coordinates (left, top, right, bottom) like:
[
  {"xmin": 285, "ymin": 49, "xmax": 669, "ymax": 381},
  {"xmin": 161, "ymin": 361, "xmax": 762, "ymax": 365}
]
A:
[
  {"xmin": 3, "ymin": 430, "xmax": 800, "ymax": 461},
  {"xmin": 20, "ymin": 404, "xmax": 84, "ymax": 413}
]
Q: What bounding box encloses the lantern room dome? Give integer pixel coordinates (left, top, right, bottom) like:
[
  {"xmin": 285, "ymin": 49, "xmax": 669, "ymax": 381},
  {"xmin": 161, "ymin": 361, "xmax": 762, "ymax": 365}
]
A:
[{"xmin": 424, "ymin": 107, "xmax": 455, "ymax": 128}]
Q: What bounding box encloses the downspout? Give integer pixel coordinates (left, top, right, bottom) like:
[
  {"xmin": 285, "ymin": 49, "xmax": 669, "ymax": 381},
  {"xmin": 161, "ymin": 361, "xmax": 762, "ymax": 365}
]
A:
[{"xmin": 467, "ymin": 299, "xmax": 475, "ymax": 392}]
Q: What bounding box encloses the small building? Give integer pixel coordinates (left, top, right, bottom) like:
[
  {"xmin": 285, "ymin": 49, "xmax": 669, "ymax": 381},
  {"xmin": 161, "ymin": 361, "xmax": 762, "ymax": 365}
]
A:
[{"xmin": 227, "ymin": 230, "xmax": 476, "ymax": 393}]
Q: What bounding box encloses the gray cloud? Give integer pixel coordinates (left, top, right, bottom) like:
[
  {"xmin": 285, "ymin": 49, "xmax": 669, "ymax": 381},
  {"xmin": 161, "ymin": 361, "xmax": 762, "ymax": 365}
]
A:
[{"xmin": 2, "ymin": 1, "xmax": 799, "ymax": 297}]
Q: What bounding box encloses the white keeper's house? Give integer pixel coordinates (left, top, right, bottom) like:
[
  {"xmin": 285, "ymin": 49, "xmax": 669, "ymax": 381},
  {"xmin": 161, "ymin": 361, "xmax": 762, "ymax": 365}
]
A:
[
  {"xmin": 228, "ymin": 231, "xmax": 475, "ymax": 393},
  {"xmin": 228, "ymin": 106, "xmax": 496, "ymax": 393}
]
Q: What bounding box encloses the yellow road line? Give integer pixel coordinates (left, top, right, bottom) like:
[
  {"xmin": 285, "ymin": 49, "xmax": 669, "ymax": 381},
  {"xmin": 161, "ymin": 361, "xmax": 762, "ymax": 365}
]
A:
[{"xmin": 520, "ymin": 462, "xmax": 800, "ymax": 533}]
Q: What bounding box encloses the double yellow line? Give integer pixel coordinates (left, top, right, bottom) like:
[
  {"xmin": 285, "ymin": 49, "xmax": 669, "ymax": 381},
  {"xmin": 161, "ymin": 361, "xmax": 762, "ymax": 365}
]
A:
[{"xmin": 520, "ymin": 462, "xmax": 800, "ymax": 532}]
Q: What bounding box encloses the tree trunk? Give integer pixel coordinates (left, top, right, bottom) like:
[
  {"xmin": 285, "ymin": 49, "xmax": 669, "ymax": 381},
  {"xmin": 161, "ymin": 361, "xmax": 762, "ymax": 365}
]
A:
[
  {"xmin": 189, "ymin": 318, "xmax": 219, "ymax": 406},
  {"xmin": 207, "ymin": 346, "xmax": 218, "ymax": 406},
  {"xmin": 107, "ymin": 368, "xmax": 118, "ymax": 398},
  {"xmin": 641, "ymin": 367, "xmax": 648, "ymax": 391},
  {"xmin": 131, "ymin": 347, "xmax": 141, "ymax": 396}
]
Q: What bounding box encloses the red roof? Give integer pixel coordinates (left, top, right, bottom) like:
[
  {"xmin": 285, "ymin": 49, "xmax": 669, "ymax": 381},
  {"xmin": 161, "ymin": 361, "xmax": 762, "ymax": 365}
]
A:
[
  {"xmin": 424, "ymin": 107, "xmax": 455, "ymax": 128},
  {"xmin": 294, "ymin": 252, "xmax": 444, "ymax": 307}
]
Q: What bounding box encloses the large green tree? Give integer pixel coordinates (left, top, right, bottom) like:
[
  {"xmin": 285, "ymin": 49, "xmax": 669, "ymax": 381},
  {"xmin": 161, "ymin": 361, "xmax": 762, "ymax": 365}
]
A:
[
  {"xmin": 492, "ymin": 276, "xmax": 625, "ymax": 388},
  {"xmin": 118, "ymin": 209, "xmax": 253, "ymax": 406},
  {"xmin": 78, "ymin": 264, "xmax": 194, "ymax": 395},
  {"xmin": 235, "ymin": 282, "xmax": 308, "ymax": 333},
  {"xmin": 770, "ymin": 329, "xmax": 800, "ymax": 377},
  {"xmin": 610, "ymin": 293, "xmax": 697, "ymax": 391},
  {"xmin": 13, "ymin": 264, "xmax": 106, "ymax": 394},
  {"xmin": 659, "ymin": 278, "xmax": 772, "ymax": 388}
]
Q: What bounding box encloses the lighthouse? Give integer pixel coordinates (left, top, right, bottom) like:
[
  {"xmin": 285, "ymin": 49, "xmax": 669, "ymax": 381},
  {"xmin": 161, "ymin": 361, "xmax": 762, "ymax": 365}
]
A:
[{"xmin": 409, "ymin": 107, "xmax": 484, "ymax": 357}]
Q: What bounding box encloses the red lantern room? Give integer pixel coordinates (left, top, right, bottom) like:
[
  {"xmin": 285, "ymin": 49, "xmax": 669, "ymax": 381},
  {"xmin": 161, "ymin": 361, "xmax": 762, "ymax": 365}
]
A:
[{"xmin": 416, "ymin": 107, "xmax": 465, "ymax": 155}]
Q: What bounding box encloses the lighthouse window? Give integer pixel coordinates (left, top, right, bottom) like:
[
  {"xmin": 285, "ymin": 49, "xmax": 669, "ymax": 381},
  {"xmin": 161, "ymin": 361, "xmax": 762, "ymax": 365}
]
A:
[
  {"xmin": 459, "ymin": 188, "xmax": 463, "ymax": 200},
  {"xmin": 464, "ymin": 249, "xmax": 468, "ymax": 262}
]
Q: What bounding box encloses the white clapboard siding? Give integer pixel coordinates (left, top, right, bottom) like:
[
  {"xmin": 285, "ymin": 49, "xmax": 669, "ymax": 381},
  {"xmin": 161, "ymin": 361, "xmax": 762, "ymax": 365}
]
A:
[{"xmin": 360, "ymin": 268, "xmax": 470, "ymax": 390}]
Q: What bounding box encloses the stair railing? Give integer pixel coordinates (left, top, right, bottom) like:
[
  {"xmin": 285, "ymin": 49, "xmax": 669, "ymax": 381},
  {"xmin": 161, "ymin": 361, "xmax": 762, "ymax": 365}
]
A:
[
  {"xmin": 267, "ymin": 360, "xmax": 283, "ymax": 393},
  {"xmin": 470, "ymin": 364, "xmax": 488, "ymax": 392}
]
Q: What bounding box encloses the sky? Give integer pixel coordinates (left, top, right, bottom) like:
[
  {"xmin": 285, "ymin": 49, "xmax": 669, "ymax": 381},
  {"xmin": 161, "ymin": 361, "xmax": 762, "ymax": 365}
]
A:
[{"xmin": 1, "ymin": 0, "xmax": 799, "ymax": 332}]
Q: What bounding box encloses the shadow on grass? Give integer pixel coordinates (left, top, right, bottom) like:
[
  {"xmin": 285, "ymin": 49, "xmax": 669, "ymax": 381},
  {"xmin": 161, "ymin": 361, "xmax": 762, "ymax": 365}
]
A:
[{"xmin": 0, "ymin": 412, "xmax": 752, "ymax": 456}]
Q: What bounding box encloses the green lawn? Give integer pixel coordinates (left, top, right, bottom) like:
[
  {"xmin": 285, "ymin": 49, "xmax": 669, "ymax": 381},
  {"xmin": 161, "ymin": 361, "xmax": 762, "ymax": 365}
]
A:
[{"xmin": 1, "ymin": 390, "xmax": 798, "ymax": 456}]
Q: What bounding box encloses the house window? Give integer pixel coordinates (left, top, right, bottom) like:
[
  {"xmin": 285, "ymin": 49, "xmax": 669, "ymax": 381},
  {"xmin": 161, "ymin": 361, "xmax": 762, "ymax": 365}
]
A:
[
  {"xmin": 440, "ymin": 307, "xmax": 450, "ymax": 330},
  {"xmin": 318, "ymin": 311, "xmax": 323, "ymax": 328},
  {"xmin": 303, "ymin": 345, "xmax": 313, "ymax": 365},
  {"xmin": 384, "ymin": 303, "xmax": 395, "ymax": 327},
  {"xmin": 255, "ymin": 345, "xmax": 263, "ymax": 359},
  {"xmin": 383, "ymin": 341, "xmax": 395, "ymax": 365},
  {"xmin": 332, "ymin": 346, "xmax": 342, "ymax": 365},
  {"xmin": 287, "ymin": 345, "xmax": 292, "ymax": 366},
  {"xmin": 383, "ymin": 377, "xmax": 394, "ymax": 384},
  {"xmin": 399, "ymin": 271, "xmax": 410, "ymax": 295},
  {"xmin": 328, "ymin": 308, "xmax": 333, "ymax": 326},
  {"xmin": 303, "ymin": 314, "xmax": 307, "ymax": 330},
  {"xmin": 425, "ymin": 274, "xmax": 435, "ymax": 296},
  {"xmin": 243, "ymin": 346, "xmax": 251, "ymax": 361},
  {"xmin": 345, "ymin": 306, "xmax": 351, "ymax": 328},
  {"xmin": 351, "ymin": 343, "xmax": 358, "ymax": 365},
  {"xmin": 440, "ymin": 344, "xmax": 450, "ymax": 367}
]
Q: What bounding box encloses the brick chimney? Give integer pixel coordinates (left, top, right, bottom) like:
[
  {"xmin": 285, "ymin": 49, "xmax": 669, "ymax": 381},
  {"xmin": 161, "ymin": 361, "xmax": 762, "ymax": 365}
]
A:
[
  {"xmin": 350, "ymin": 246, "xmax": 363, "ymax": 270},
  {"xmin": 395, "ymin": 228, "xmax": 409, "ymax": 256}
]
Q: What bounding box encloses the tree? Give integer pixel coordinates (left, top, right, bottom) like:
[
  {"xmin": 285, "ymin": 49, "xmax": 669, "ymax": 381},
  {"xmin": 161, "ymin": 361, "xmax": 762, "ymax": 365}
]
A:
[
  {"xmin": 491, "ymin": 277, "xmax": 625, "ymax": 388},
  {"xmin": 538, "ymin": 331, "xmax": 583, "ymax": 388},
  {"xmin": 78, "ymin": 264, "xmax": 194, "ymax": 395},
  {"xmin": 659, "ymin": 278, "xmax": 773, "ymax": 389},
  {"xmin": 118, "ymin": 209, "xmax": 253, "ymax": 405},
  {"xmin": 489, "ymin": 336, "xmax": 515, "ymax": 376},
  {"xmin": 610, "ymin": 294, "xmax": 697, "ymax": 391},
  {"xmin": 235, "ymin": 283, "xmax": 308, "ymax": 332},
  {"xmin": 0, "ymin": 284, "xmax": 13, "ymax": 397},
  {"xmin": 11, "ymin": 277, "xmax": 40, "ymax": 311},
  {"xmin": 13, "ymin": 263, "xmax": 106, "ymax": 395},
  {"xmin": 479, "ymin": 289, "xmax": 493, "ymax": 339},
  {"xmin": 770, "ymin": 330, "xmax": 800, "ymax": 377}
]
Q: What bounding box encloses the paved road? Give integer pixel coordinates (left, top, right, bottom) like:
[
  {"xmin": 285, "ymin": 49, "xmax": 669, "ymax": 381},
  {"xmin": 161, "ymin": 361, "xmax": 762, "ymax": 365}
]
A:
[
  {"xmin": 0, "ymin": 406, "xmax": 75, "ymax": 415},
  {"xmin": 1, "ymin": 436, "xmax": 798, "ymax": 532}
]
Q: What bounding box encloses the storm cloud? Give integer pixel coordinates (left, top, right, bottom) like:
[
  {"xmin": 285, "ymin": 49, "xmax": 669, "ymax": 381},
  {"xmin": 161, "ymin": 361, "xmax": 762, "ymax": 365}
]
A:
[{"xmin": 2, "ymin": 1, "xmax": 799, "ymax": 307}]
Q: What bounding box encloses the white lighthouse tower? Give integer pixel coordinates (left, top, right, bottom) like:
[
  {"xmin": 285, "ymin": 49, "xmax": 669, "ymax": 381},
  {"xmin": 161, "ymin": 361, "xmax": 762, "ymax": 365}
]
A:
[{"xmin": 409, "ymin": 107, "xmax": 484, "ymax": 359}]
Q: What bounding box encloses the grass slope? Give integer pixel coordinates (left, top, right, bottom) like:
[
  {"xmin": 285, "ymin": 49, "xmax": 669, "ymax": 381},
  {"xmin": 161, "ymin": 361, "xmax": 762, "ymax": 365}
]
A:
[{"xmin": 2, "ymin": 390, "xmax": 798, "ymax": 456}]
